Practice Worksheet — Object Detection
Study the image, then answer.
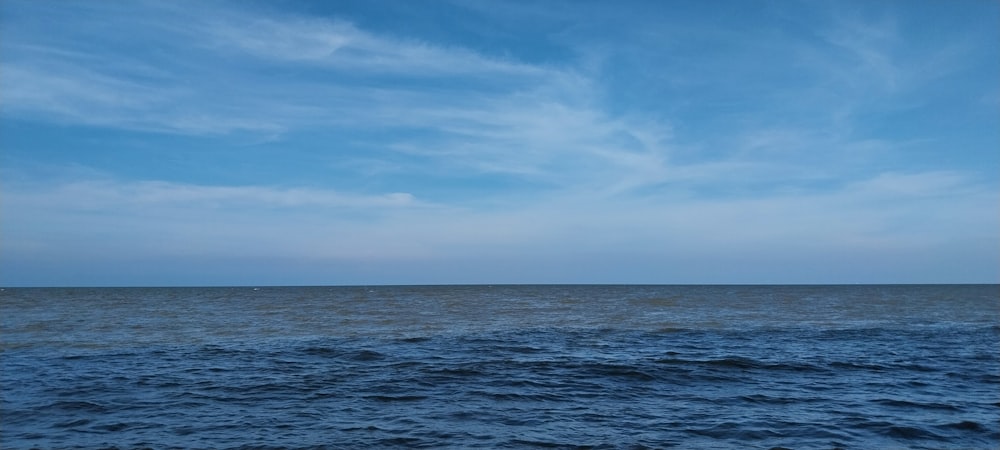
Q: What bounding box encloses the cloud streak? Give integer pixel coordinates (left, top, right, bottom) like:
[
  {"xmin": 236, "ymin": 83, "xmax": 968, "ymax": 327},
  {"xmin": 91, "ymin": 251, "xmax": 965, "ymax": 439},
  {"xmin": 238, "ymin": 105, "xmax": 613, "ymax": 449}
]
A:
[{"xmin": 8, "ymin": 180, "xmax": 420, "ymax": 211}]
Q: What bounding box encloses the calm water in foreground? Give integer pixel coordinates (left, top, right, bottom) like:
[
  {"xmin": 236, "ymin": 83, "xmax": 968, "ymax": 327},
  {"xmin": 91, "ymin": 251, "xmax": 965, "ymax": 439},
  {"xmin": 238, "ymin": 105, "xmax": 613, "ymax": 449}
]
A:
[{"xmin": 1, "ymin": 285, "xmax": 998, "ymax": 449}]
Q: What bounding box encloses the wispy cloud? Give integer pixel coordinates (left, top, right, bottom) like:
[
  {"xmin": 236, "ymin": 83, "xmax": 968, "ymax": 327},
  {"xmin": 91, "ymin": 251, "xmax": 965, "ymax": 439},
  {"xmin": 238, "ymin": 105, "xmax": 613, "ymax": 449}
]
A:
[
  {"xmin": 6, "ymin": 180, "xmax": 421, "ymax": 211},
  {"xmin": 208, "ymin": 15, "xmax": 548, "ymax": 79},
  {"xmin": 0, "ymin": 1, "xmax": 560, "ymax": 135}
]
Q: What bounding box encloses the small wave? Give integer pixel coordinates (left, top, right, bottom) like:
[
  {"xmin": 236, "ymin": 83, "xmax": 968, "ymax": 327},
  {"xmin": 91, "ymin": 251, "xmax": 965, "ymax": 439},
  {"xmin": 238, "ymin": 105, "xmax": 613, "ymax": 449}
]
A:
[
  {"xmin": 350, "ymin": 349, "xmax": 386, "ymax": 361},
  {"xmin": 425, "ymin": 366, "xmax": 487, "ymax": 378},
  {"xmin": 341, "ymin": 425, "xmax": 382, "ymax": 432},
  {"xmin": 301, "ymin": 345, "xmax": 341, "ymax": 357},
  {"xmin": 507, "ymin": 438, "xmax": 596, "ymax": 448},
  {"xmin": 688, "ymin": 422, "xmax": 784, "ymax": 440},
  {"xmin": 499, "ymin": 379, "xmax": 553, "ymax": 389},
  {"xmin": 706, "ymin": 357, "xmax": 769, "ymax": 370},
  {"xmin": 659, "ymin": 356, "xmax": 758, "ymax": 368},
  {"xmin": 940, "ymin": 420, "xmax": 985, "ymax": 431},
  {"xmin": 896, "ymin": 363, "xmax": 940, "ymax": 372},
  {"xmin": 501, "ymin": 345, "xmax": 545, "ymax": 354},
  {"xmin": 228, "ymin": 445, "xmax": 299, "ymax": 450},
  {"xmin": 302, "ymin": 347, "xmax": 388, "ymax": 361},
  {"xmin": 43, "ymin": 400, "xmax": 107, "ymax": 413},
  {"xmin": 652, "ymin": 326, "xmax": 692, "ymax": 334},
  {"xmin": 738, "ymin": 394, "xmax": 812, "ymax": 405},
  {"xmin": 91, "ymin": 422, "xmax": 131, "ymax": 432},
  {"xmin": 588, "ymin": 363, "xmax": 657, "ymax": 381},
  {"xmin": 364, "ymin": 394, "xmax": 428, "ymax": 402},
  {"xmin": 828, "ymin": 361, "xmax": 887, "ymax": 371},
  {"xmin": 86, "ymin": 447, "xmax": 156, "ymax": 450},
  {"xmin": 655, "ymin": 356, "xmax": 823, "ymax": 373},
  {"xmin": 872, "ymin": 398, "xmax": 960, "ymax": 411},
  {"xmin": 885, "ymin": 425, "xmax": 945, "ymax": 440},
  {"xmin": 53, "ymin": 418, "xmax": 91, "ymax": 428},
  {"xmin": 470, "ymin": 390, "xmax": 567, "ymax": 402},
  {"xmin": 372, "ymin": 437, "xmax": 433, "ymax": 447}
]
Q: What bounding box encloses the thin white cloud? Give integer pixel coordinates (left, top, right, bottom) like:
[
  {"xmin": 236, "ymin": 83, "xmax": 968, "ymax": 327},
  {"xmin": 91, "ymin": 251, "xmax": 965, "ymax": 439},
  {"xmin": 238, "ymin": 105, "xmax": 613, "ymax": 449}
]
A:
[
  {"xmin": 0, "ymin": 1, "xmax": 554, "ymax": 133},
  {"xmin": 845, "ymin": 171, "xmax": 972, "ymax": 198},
  {"xmin": 5, "ymin": 179, "xmax": 422, "ymax": 211},
  {"xmin": 0, "ymin": 64, "xmax": 168, "ymax": 121},
  {"xmin": 0, "ymin": 59, "xmax": 291, "ymax": 134},
  {"xmin": 207, "ymin": 15, "xmax": 548, "ymax": 79},
  {"xmin": 821, "ymin": 12, "xmax": 901, "ymax": 92},
  {"xmin": 0, "ymin": 177, "xmax": 432, "ymax": 262}
]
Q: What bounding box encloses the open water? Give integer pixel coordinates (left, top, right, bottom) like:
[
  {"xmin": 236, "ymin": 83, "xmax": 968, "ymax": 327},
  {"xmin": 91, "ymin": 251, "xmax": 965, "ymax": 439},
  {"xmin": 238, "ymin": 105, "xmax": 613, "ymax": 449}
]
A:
[{"xmin": 1, "ymin": 284, "xmax": 998, "ymax": 449}]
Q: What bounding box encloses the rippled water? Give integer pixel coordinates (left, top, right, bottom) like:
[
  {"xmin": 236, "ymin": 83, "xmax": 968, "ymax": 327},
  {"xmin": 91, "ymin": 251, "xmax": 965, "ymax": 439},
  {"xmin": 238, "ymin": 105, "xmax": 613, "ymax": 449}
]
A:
[{"xmin": 1, "ymin": 285, "xmax": 998, "ymax": 449}]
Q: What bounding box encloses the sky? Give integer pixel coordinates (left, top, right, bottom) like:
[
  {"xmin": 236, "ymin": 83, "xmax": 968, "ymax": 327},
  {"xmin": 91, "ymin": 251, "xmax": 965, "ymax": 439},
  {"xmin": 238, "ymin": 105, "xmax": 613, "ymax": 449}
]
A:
[{"xmin": 1, "ymin": 0, "xmax": 998, "ymax": 286}]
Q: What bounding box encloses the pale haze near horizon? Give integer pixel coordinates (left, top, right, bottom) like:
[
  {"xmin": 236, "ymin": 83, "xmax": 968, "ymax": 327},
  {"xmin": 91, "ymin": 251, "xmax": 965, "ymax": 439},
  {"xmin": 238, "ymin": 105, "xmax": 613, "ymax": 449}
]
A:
[{"xmin": 1, "ymin": 0, "xmax": 998, "ymax": 287}]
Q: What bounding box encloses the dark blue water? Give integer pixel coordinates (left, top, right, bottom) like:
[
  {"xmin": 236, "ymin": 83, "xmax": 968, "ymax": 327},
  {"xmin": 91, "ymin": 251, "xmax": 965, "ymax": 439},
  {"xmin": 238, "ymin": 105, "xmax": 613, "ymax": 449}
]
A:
[{"xmin": 1, "ymin": 285, "xmax": 998, "ymax": 449}]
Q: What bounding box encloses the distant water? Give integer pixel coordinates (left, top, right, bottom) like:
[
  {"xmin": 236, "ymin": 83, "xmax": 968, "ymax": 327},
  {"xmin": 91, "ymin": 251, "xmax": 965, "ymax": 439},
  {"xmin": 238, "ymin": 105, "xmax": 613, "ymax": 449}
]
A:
[{"xmin": 1, "ymin": 285, "xmax": 998, "ymax": 449}]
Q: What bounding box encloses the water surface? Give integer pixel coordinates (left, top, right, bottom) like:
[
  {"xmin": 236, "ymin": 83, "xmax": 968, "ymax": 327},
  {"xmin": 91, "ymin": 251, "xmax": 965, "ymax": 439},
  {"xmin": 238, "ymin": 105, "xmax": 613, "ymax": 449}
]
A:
[{"xmin": 2, "ymin": 285, "xmax": 998, "ymax": 449}]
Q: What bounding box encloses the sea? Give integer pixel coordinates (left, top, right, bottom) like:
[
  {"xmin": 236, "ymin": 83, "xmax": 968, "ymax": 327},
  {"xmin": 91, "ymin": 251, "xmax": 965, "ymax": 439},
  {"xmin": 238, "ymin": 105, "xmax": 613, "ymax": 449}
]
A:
[{"xmin": 1, "ymin": 285, "xmax": 997, "ymax": 449}]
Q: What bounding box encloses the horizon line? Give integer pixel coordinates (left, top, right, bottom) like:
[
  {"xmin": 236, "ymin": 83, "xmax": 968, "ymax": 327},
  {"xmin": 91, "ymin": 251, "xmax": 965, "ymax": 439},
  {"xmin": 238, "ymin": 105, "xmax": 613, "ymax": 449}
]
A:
[{"xmin": 3, "ymin": 282, "xmax": 997, "ymax": 289}]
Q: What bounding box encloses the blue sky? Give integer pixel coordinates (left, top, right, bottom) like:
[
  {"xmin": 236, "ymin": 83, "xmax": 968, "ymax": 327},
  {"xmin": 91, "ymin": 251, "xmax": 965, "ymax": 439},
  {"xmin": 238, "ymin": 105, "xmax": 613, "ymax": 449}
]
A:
[{"xmin": 1, "ymin": 0, "xmax": 997, "ymax": 286}]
